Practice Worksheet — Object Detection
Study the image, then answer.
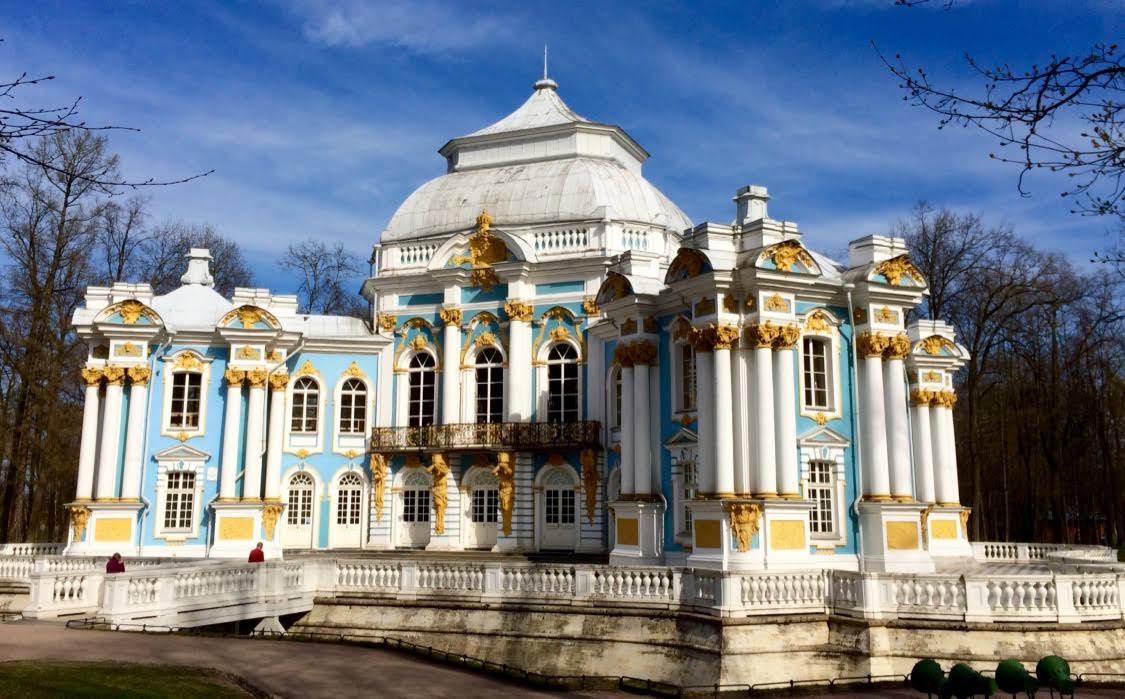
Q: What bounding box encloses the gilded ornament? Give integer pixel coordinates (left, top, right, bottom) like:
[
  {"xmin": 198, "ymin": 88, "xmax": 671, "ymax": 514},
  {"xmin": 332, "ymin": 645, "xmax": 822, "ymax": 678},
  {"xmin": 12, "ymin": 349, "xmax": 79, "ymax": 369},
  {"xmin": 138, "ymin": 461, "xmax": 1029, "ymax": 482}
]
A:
[
  {"xmin": 765, "ymin": 293, "xmax": 791, "ymax": 313},
  {"xmin": 176, "ymin": 431, "xmax": 190, "ymax": 442},
  {"xmin": 117, "ymin": 342, "xmax": 142, "ymax": 357},
  {"xmin": 426, "ymin": 454, "xmax": 450, "ymax": 535},
  {"xmin": 694, "ymin": 297, "xmax": 716, "ymax": 316},
  {"xmin": 224, "ymin": 367, "xmax": 247, "ymax": 386},
  {"xmin": 922, "ymin": 370, "xmax": 942, "ymax": 383},
  {"xmin": 814, "ymin": 412, "xmax": 828, "ymax": 426},
  {"xmin": 680, "ymin": 413, "xmax": 694, "ymax": 427},
  {"xmin": 581, "ymin": 448, "xmax": 599, "ymax": 524},
  {"xmin": 404, "ymin": 454, "xmax": 422, "ymax": 470},
  {"xmin": 550, "ymin": 326, "xmax": 571, "ymax": 342},
  {"xmin": 378, "ymin": 313, "xmax": 398, "ymax": 333},
  {"xmin": 245, "ymin": 368, "xmax": 269, "ymax": 388},
  {"xmin": 342, "ymin": 362, "xmax": 365, "ymax": 378},
  {"xmin": 874, "ymin": 255, "xmax": 925, "ymax": 286},
  {"xmin": 102, "ymin": 365, "xmax": 126, "ymax": 386},
  {"xmin": 643, "ymin": 316, "xmax": 658, "ymax": 334},
  {"xmin": 268, "ymin": 349, "xmax": 284, "ymax": 362},
  {"xmin": 295, "ymin": 360, "xmax": 319, "ymax": 377},
  {"xmin": 503, "ymin": 300, "xmax": 534, "ymax": 322},
  {"xmin": 296, "ymin": 449, "xmax": 310, "ymax": 460},
  {"xmin": 919, "ymin": 335, "xmax": 953, "ymax": 356},
  {"xmin": 689, "ymin": 327, "xmax": 714, "ymax": 353},
  {"xmin": 438, "ymin": 307, "xmax": 463, "ymax": 327},
  {"xmin": 492, "ymin": 452, "xmax": 516, "ymax": 536},
  {"xmin": 126, "ymin": 366, "xmax": 151, "ymax": 386},
  {"xmin": 268, "ymin": 371, "xmax": 289, "ymax": 391},
  {"xmin": 262, "ymin": 503, "xmax": 283, "ymax": 541},
  {"xmin": 614, "ymin": 343, "xmax": 635, "ymax": 368},
  {"xmin": 370, "ymin": 454, "xmax": 388, "ymax": 522},
  {"xmin": 874, "ymin": 306, "xmax": 897, "ymax": 324},
  {"xmin": 710, "ymin": 325, "xmax": 741, "ymax": 351},
  {"xmin": 91, "ymin": 344, "xmax": 110, "ymax": 359},
  {"xmin": 115, "ymin": 299, "xmax": 151, "ymax": 325},
  {"xmin": 884, "ymin": 333, "xmax": 911, "ymax": 360},
  {"xmin": 910, "ymin": 389, "xmax": 935, "ymax": 406},
  {"xmin": 920, "ymin": 504, "xmax": 935, "ymax": 544},
  {"xmin": 630, "ymin": 340, "xmax": 658, "ymax": 365},
  {"xmin": 930, "ymin": 390, "xmax": 957, "ymax": 409},
  {"xmin": 80, "ymin": 367, "xmax": 104, "ymax": 387},
  {"xmin": 620, "ymin": 318, "xmax": 637, "ymax": 336},
  {"xmin": 856, "ymin": 331, "xmax": 892, "ymax": 358},
  {"xmin": 673, "ymin": 317, "xmax": 693, "ymax": 340},
  {"xmin": 727, "ymin": 502, "xmax": 762, "ymax": 553},
  {"xmin": 722, "ymin": 294, "xmax": 739, "ymax": 313},
  {"xmin": 668, "ymin": 249, "xmax": 705, "ymax": 280},
  {"xmin": 410, "ymin": 335, "xmax": 428, "ymax": 351},
  {"xmin": 474, "ymin": 332, "xmax": 497, "ymax": 349},
  {"xmin": 747, "ymin": 321, "xmax": 780, "ymax": 349},
  {"xmin": 773, "ymin": 324, "xmax": 801, "ymax": 350},
  {"xmin": 69, "ymin": 505, "xmax": 91, "ymax": 542},
  {"xmin": 762, "ymin": 239, "xmax": 815, "ymax": 273},
  {"xmin": 853, "ymin": 308, "xmax": 867, "ymax": 324},
  {"xmin": 959, "ymin": 507, "xmax": 971, "ymax": 533},
  {"xmin": 345, "ymin": 450, "xmax": 358, "ymax": 460},
  {"xmin": 805, "ymin": 310, "xmax": 831, "ymax": 333},
  {"xmin": 236, "ymin": 346, "xmax": 261, "ymax": 360},
  {"xmin": 174, "ymin": 352, "xmax": 203, "ymax": 371},
  {"xmin": 582, "ymin": 297, "xmax": 600, "ymax": 315}
]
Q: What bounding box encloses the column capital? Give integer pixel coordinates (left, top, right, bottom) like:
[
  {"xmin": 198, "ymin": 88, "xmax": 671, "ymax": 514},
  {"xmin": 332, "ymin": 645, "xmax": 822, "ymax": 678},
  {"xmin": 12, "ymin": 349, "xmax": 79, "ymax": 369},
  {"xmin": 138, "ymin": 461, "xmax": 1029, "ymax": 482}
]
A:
[
  {"xmin": 857, "ymin": 331, "xmax": 892, "ymax": 358},
  {"xmin": 709, "ymin": 324, "xmax": 740, "ymax": 351},
  {"xmin": 126, "ymin": 366, "xmax": 151, "ymax": 386},
  {"xmin": 80, "ymin": 367, "xmax": 104, "ymax": 386},
  {"xmin": 630, "ymin": 340, "xmax": 658, "ymax": 365},
  {"xmin": 910, "ymin": 388, "xmax": 935, "ymax": 406},
  {"xmin": 377, "ymin": 312, "xmax": 397, "ymax": 333},
  {"xmin": 246, "ymin": 368, "xmax": 269, "ymax": 388},
  {"xmin": 746, "ymin": 321, "xmax": 780, "ymax": 349},
  {"xmin": 438, "ymin": 306, "xmax": 463, "ymax": 327},
  {"xmin": 268, "ymin": 371, "xmax": 290, "ymax": 391},
  {"xmin": 772, "ymin": 323, "xmax": 801, "ymax": 350},
  {"xmin": 884, "ymin": 332, "xmax": 911, "ymax": 359},
  {"xmin": 102, "ymin": 365, "xmax": 126, "ymax": 386},
  {"xmin": 503, "ymin": 300, "xmax": 534, "ymax": 322},
  {"xmin": 931, "ymin": 390, "xmax": 957, "ymax": 409},
  {"xmin": 224, "ymin": 367, "xmax": 247, "ymax": 386},
  {"xmin": 614, "ymin": 343, "xmax": 636, "ymax": 368}
]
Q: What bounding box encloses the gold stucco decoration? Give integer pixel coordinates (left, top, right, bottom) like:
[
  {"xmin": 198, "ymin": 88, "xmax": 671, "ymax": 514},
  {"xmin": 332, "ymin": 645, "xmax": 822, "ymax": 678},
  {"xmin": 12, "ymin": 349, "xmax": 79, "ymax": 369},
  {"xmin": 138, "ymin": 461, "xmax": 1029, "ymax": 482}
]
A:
[
  {"xmin": 102, "ymin": 365, "xmax": 126, "ymax": 386},
  {"xmin": 80, "ymin": 367, "xmax": 104, "ymax": 387},
  {"xmin": 722, "ymin": 294, "xmax": 739, "ymax": 313},
  {"xmin": 174, "ymin": 352, "xmax": 204, "ymax": 371},
  {"xmin": 727, "ymin": 502, "xmax": 762, "ymax": 553},
  {"xmin": 919, "ymin": 335, "xmax": 955, "ymax": 356},
  {"xmin": 643, "ymin": 316, "xmax": 658, "ymax": 334},
  {"xmin": 709, "ymin": 325, "xmax": 741, "ymax": 351},
  {"xmin": 224, "ymin": 367, "xmax": 247, "ymax": 386},
  {"xmin": 621, "ymin": 318, "xmax": 637, "ymax": 336},
  {"xmin": 245, "ymin": 368, "xmax": 269, "ymax": 388},
  {"xmin": 370, "ymin": 454, "xmax": 388, "ymax": 522},
  {"xmin": 503, "ymin": 300, "xmax": 534, "ymax": 322},
  {"xmin": 764, "ymin": 293, "xmax": 791, "ymax": 313},
  {"xmin": 853, "ymin": 308, "xmax": 867, "ymax": 324},
  {"xmin": 884, "ymin": 333, "xmax": 911, "ymax": 360},
  {"xmin": 923, "ymin": 370, "xmax": 942, "ymax": 382},
  {"xmin": 762, "ymin": 239, "xmax": 815, "ymax": 273},
  {"xmin": 582, "ymin": 297, "xmax": 600, "ymax": 315},
  {"xmin": 427, "ymin": 454, "xmax": 450, "ymax": 535},
  {"xmin": 69, "ymin": 505, "xmax": 91, "ymax": 542},
  {"xmin": 874, "ymin": 255, "xmax": 925, "ymax": 286},
  {"xmin": 857, "ymin": 331, "xmax": 892, "ymax": 358},
  {"xmin": 176, "ymin": 432, "xmax": 190, "ymax": 443},
  {"xmin": 237, "ymin": 306, "xmax": 264, "ymax": 328},
  {"xmin": 930, "ymin": 390, "xmax": 958, "ymax": 409},
  {"xmin": 694, "ymin": 297, "xmax": 716, "ymax": 316},
  {"xmin": 295, "ymin": 360, "xmax": 320, "ymax": 377},
  {"xmin": 378, "ymin": 313, "xmax": 397, "ymax": 333},
  {"xmin": 805, "ymin": 310, "xmax": 831, "ymax": 333},
  {"xmin": 475, "ymin": 332, "xmax": 497, "ymax": 349},
  {"xmin": 672, "ymin": 317, "xmax": 693, "ymax": 340},
  {"xmin": 117, "ymin": 342, "xmax": 142, "ymax": 357},
  {"xmin": 580, "ymin": 448, "xmax": 598, "ymax": 524},
  {"xmin": 910, "ymin": 389, "xmax": 935, "ymax": 406},
  {"xmin": 268, "ymin": 371, "xmax": 289, "ymax": 391},
  {"xmin": 343, "ymin": 361, "xmax": 366, "ymax": 378},
  {"xmin": 492, "ymin": 452, "xmax": 515, "ymax": 536},
  {"xmin": 262, "ymin": 503, "xmax": 284, "ymax": 541},
  {"xmin": 126, "ymin": 366, "xmax": 151, "ymax": 386},
  {"xmin": 959, "ymin": 508, "xmax": 971, "ymax": 534},
  {"xmin": 115, "ymin": 299, "xmax": 151, "ymax": 325},
  {"xmin": 814, "ymin": 412, "xmax": 828, "ymax": 426},
  {"xmin": 550, "ymin": 326, "xmax": 570, "ymax": 342},
  {"xmin": 774, "ymin": 324, "xmax": 801, "ymax": 350},
  {"xmin": 409, "ymin": 335, "xmax": 428, "ymax": 351},
  {"xmin": 630, "ymin": 340, "xmax": 658, "ymax": 366},
  {"xmin": 920, "ymin": 504, "xmax": 935, "ymax": 544},
  {"xmin": 438, "ymin": 307, "xmax": 463, "ymax": 327},
  {"xmin": 236, "ymin": 346, "xmax": 261, "ymax": 360}
]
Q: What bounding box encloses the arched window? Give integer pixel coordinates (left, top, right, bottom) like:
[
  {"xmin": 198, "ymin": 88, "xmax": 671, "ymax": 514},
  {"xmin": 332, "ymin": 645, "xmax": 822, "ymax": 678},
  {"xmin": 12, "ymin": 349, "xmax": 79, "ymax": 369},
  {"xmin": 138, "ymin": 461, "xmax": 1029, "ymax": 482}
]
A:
[
  {"xmin": 407, "ymin": 353, "xmax": 437, "ymax": 427},
  {"xmin": 469, "ymin": 471, "xmax": 499, "ymax": 524},
  {"xmin": 287, "ymin": 472, "xmax": 314, "ymax": 526},
  {"xmin": 475, "ymin": 347, "xmax": 504, "ymax": 424},
  {"xmin": 336, "ymin": 472, "xmax": 363, "ymax": 526},
  {"xmin": 801, "ymin": 337, "xmax": 831, "ymax": 410},
  {"xmin": 291, "ymin": 377, "xmax": 320, "ymax": 433},
  {"xmin": 338, "ymin": 378, "xmax": 367, "ymax": 434},
  {"xmin": 545, "ymin": 343, "xmax": 579, "ymax": 422},
  {"xmin": 169, "ymin": 371, "xmax": 203, "ymax": 429}
]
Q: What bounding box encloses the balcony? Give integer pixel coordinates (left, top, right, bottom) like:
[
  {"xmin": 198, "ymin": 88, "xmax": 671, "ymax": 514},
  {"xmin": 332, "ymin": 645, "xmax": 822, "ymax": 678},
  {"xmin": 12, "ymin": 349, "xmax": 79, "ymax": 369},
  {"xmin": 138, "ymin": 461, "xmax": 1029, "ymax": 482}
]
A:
[{"xmin": 369, "ymin": 421, "xmax": 600, "ymax": 453}]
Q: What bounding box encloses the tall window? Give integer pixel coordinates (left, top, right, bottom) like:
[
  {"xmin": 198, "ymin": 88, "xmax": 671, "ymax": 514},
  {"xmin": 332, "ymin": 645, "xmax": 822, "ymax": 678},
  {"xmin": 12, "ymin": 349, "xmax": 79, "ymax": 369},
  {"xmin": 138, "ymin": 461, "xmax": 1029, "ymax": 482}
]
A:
[
  {"xmin": 336, "ymin": 472, "xmax": 363, "ymax": 526},
  {"xmin": 291, "ymin": 378, "xmax": 320, "ymax": 433},
  {"xmin": 471, "ymin": 488, "xmax": 499, "ymax": 524},
  {"xmin": 611, "ymin": 369, "xmax": 622, "ymax": 428},
  {"xmin": 475, "ymin": 347, "xmax": 504, "ymax": 424},
  {"xmin": 163, "ymin": 472, "xmax": 195, "ymax": 531},
  {"xmin": 545, "ymin": 343, "xmax": 579, "ymax": 422},
  {"xmin": 407, "ymin": 353, "xmax": 436, "ymax": 427},
  {"xmin": 169, "ymin": 372, "xmax": 203, "ymax": 429},
  {"xmin": 338, "ymin": 378, "xmax": 367, "ymax": 434},
  {"xmin": 403, "ymin": 489, "xmax": 431, "ymax": 522},
  {"xmin": 807, "ymin": 461, "xmax": 836, "ymax": 536},
  {"xmin": 287, "ymin": 472, "xmax": 314, "ymax": 526},
  {"xmin": 681, "ymin": 461, "xmax": 697, "ymax": 535},
  {"xmin": 679, "ymin": 344, "xmax": 696, "ymax": 411},
  {"xmin": 544, "ymin": 472, "xmax": 576, "ymax": 526},
  {"xmin": 802, "ymin": 337, "xmax": 831, "ymax": 410}
]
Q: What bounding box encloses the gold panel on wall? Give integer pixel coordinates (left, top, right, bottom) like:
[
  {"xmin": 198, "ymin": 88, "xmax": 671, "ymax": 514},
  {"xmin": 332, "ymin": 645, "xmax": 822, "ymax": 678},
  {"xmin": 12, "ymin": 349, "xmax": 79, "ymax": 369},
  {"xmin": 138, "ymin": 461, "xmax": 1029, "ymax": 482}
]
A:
[
  {"xmin": 886, "ymin": 521, "xmax": 920, "ymax": 550},
  {"xmin": 769, "ymin": 520, "xmax": 806, "ymax": 550},
  {"xmin": 694, "ymin": 519, "xmax": 722, "ymax": 549},
  {"xmin": 616, "ymin": 518, "xmax": 639, "ymax": 546},
  {"xmin": 930, "ymin": 520, "xmax": 958, "ymax": 540},
  {"xmin": 94, "ymin": 518, "xmax": 132, "ymax": 542},
  {"xmin": 218, "ymin": 516, "xmax": 254, "ymax": 541}
]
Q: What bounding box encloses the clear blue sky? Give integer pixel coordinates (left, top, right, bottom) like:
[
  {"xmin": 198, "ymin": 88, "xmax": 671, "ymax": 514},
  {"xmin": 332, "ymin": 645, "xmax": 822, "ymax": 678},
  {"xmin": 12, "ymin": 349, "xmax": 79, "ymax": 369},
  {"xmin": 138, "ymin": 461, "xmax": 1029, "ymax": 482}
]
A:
[{"xmin": 3, "ymin": 1, "xmax": 1120, "ymax": 293}]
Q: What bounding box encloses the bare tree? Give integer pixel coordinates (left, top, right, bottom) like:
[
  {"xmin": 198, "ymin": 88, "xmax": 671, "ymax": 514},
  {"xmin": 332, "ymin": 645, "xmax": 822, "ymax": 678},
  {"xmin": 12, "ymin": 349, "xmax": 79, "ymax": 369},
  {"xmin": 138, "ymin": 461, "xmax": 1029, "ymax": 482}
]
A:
[
  {"xmin": 138, "ymin": 221, "xmax": 254, "ymax": 297},
  {"xmin": 279, "ymin": 239, "xmax": 366, "ymax": 317}
]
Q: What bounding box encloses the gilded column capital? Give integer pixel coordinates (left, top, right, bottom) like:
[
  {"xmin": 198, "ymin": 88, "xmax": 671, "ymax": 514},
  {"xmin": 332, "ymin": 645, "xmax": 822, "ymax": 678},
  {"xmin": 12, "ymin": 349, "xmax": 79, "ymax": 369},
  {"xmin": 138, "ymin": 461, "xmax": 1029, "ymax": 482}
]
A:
[
  {"xmin": 930, "ymin": 390, "xmax": 957, "ymax": 409},
  {"xmin": 614, "ymin": 343, "xmax": 635, "ymax": 368},
  {"xmin": 503, "ymin": 300, "xmax": 534, "ymax": 322},
  {"xmin": 857, "ymin": 331, "xmax": 892, "ymax": 359},
  {"xmin": 630, "ymin": 340, "xmax": 658, "ymax": 365},
  {"xmin": 710, "ymin": 324, "xmax": 741, "ymax": 351},
  {"xmin": 438, "ymin": 307, "xmax": 463, "ymax": 327},
  {"xmin": 910, "ymin": 389, "xmax": 934, "ymax": 406},
  {"xmin": 773, "ymin": 324, "xmax": 801, "ymax": 350},
  {"xmin": 246, "ymin": 368, "xmax": 269, "ymax": 388},
  {"xmin": 377, "ymin": 312, "xmax": 397, "ymax": 333},
  {"xmin": 126, "ymin": 366, "xmax": 151, "ymax": 386},
  {"xmin": 268, "ymin": 371, "xmax": 290, "ymax": 391},
  {"xmin": 884, "ymin": 333, "xmax": 911, "ymax": 360},
  {"xmin": 224, "ymin": 367, "xmax": 247, "ymax": 386},
  {"xmin": 746, "ymin": 321, "xmax": 780, "ymax": 349},
  {"xmin": 80, "ymin": 367, "xmax": 104, "ymax": 387},
  {"xmin": 690, "ymin": 327, "xmax": 715, "ymax": 353},
  {"xmin": 102, "ymin": 365, "xmax": 126, "ymax": 386}
]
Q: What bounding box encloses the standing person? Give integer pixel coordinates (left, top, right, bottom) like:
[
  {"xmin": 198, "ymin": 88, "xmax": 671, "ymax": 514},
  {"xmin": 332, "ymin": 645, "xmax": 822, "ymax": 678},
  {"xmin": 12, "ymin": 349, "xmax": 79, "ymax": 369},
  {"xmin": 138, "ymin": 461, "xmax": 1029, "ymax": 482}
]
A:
[
  {"xmin": 248, "ymin": 542, "xmax": 265, "ymax": 562},
  {"xmin": 105, "ymin": 553, "xmax": 125, "ymax": 574}
]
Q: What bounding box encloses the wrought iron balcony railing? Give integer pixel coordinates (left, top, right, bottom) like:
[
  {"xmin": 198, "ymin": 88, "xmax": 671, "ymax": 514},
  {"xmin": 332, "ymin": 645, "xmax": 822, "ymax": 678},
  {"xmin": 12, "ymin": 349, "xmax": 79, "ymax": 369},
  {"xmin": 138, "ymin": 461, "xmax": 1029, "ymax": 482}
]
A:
[{"xmin": 370, "ymin": 421, "xmax": 600, "ymax": 452}]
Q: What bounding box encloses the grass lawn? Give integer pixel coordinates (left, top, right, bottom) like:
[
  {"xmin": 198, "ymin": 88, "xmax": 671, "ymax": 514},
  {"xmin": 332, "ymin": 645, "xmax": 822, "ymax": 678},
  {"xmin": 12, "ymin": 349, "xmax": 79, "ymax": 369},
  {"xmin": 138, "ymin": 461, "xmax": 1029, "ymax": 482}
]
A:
[{"xmin": 0, "ymin": 661, "xmax": 252, "ymax": 698}]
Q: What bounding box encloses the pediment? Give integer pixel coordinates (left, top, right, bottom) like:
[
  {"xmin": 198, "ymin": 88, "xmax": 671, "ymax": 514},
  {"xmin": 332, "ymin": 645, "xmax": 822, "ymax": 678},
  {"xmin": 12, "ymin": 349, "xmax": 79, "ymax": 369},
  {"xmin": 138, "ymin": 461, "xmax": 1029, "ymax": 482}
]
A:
[
  {"xmin": 664, "ymin": 427, "xmax": 698, "ymax": 447},
  {"xmin": 152, "ymin": 444, "xmax": 212, "ymax": 462},
  {"xmin": 797, "ymin": 426, "xmax": 850, "ymax": 448}
]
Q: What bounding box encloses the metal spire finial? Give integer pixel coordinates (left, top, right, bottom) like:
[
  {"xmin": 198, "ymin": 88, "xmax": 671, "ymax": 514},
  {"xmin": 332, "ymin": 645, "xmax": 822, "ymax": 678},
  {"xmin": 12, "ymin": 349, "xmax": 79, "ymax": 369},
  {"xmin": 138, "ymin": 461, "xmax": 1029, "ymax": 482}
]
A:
[
  {"xmin": 534, "ymin": 44, "xmax": 557, "ymax": 91},
  {"xmin": 543, "ymin": 45, "xmax": 548, "ymax": 80}
]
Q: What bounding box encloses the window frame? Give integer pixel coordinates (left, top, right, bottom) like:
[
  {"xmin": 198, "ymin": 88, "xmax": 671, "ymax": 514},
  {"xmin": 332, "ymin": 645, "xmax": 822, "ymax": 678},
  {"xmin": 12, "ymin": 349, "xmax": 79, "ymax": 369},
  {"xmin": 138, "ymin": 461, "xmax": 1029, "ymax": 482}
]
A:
[
  {"xmin": 406, "ymin": 352, "xmax": 437, "ymax": 427},
  {"xmin": 806, "ymin": 460, "xmax": 836, "ymax": 537},
  {"xmin": 153, "ymin": 457, "xmax": 206, "ymax": 542},
  {"xmin": 290, "ymin": 376, "xmax": 321, "ymax": 435},
  {"xmin": 160, "ymin": 350, "xmax": 212, "ymax": 438},
  {"xmin": 337, "ymin": 377, "xmax": 368, "ymax": 435},
  {"xmin": 473, "ymin": 346, "xmax": 505, "ymax": 424},
  {"xmin": 543, "ymin": 342, "xmax": 580, "ymax": 423},
  {"xmin": 287, "ymin": 472, "xmax": 316, "ymax": 527},
  {"xmin": 796, "ymin": 312, "xmax": 843, "ymax": 423}
]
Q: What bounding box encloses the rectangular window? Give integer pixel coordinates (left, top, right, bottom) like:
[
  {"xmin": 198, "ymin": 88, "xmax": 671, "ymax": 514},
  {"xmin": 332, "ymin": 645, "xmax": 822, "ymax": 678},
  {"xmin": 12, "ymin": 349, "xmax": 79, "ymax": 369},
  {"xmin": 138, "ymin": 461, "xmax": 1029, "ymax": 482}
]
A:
[
  {"xmin": 546, "ymin": 490, "xmax": 575, "ymax": 525},
  {"xmin": 337, "ymin": 489, "xmax": 361, "ymax": 525},
  {"xmin": 802, "ymin": 337, "xmax": 831, "ymax": 410},
  {"xmin": 680, "ymin": 344, "xmax": 696, "ymax": 411},
  {"xmin": 681, "ymin": 461, "xmax": 697, "ymax": 535},
  {"xmin": 169, "ymin": 372, "xmax": 202, "ymax": 429},
  {"xmin": 547, "ymin": 364, "xmax": 579, "ymax": 422},
  {"xmin": 163, "ymin": 472, "xmax": 196, "ymax": 531},
  {"xmin": 403, "ymin": 490, "xmax": 431, "ymax": 522},
  {"xmin": 471, "ymin": 489, "xmax": 499, "ymax": 523},
  {"xmin": 287, "ymin": 487, "xmax": 313, "ymax": 526},
  {"xmin": 475, "ymin": 365, "xmax": 503, "ymax": 424},
  {"xmin": 408, "ymin": 372, "xmax": 436, "ymax": 427},
  {"xmin": 807, "ymin": 461, "xmax": 836, "ymax": 536}
]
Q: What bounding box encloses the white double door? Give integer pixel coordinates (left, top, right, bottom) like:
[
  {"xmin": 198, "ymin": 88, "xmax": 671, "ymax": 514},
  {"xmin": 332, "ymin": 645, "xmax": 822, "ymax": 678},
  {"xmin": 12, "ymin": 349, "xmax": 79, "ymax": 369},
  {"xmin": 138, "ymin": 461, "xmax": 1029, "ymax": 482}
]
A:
[{"xmin": 401, "ymin": 487, "xmax": 431, "ymax": 548}]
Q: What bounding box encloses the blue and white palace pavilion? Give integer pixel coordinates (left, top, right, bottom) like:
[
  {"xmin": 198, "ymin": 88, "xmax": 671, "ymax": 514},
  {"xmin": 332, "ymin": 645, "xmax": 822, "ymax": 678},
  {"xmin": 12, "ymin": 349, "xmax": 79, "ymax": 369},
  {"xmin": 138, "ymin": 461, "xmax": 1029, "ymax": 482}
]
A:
[{"xmin": 65, "ymin": 77, "xmax": 971, "ymax": 572}]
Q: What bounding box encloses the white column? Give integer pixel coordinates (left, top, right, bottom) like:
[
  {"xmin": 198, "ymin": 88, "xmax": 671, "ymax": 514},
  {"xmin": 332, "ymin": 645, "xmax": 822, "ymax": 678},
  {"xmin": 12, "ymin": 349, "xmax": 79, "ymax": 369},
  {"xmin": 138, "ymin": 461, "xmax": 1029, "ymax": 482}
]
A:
[
  {"xmin": 859, "ymin": 342, "xmax": 891, "ymax": 499},
  {"xmin": 587, "ymin": 335, "xmax": 606, "ymax": 430},
  {"xmin": 75, "ymin": 372, "xmax": 103, "ymax": 501},
  {"xmin": 633, "ymin": 353, "xmax": 652, "ymax": 496},
  {"xmin": 883, "ymin": 356, "xmax": 912, "ymax": 499},
  {"xmin": 750, "ymin": 327, "xmax": 776, "ymax": 497},
  {"xmin": 910, "ymin": 395, "xmax": 935, "ymax": 503},
  {"xmin": 243, "ymin": 372, "xmax": 267, "ymax": 500},
  {"xmin": 940, "ymin": 396, "xmax": 961, "ymax": 505},
  {"xmin": 712, "ymin": 334, "xmax": 736, "ymax": 497},
  {"xmin": 504, "ymin": 302, "xmax": 533, "ymax": 421},
  {"xmin": 219, "ymin": 369, "xmax": 245, "ymax": 500},
  {"xmin": 930, "ymin": 400, "xmax": 954, "ymax": 504},
  {"xmin": 773, "ymin": 341, "xmax": 799, "ymax": 498},
  {"xmin": 694, "ymin": 343, "xmax": 715, "ymax": 495},
  {"xmin": 732, "ymin": 346, "xmax": 750, "ymax": 495},
  {"xmin": 119, "ymin": 368, "xmax": 151, "ymax": 501},
  {"xmin": 619, "ymin": 361, "xmax": 635, "ymax": 496},
  {"xmin": 264, "ymin": 373, "xmax": 288, "ymax": 501},
  {"xmin": 95, "ymin": 367, "xmax": 126, "ymax": 500},
  {"xmin": 441, "ymin": 311, "xmax": 462, "ymax": 424}
]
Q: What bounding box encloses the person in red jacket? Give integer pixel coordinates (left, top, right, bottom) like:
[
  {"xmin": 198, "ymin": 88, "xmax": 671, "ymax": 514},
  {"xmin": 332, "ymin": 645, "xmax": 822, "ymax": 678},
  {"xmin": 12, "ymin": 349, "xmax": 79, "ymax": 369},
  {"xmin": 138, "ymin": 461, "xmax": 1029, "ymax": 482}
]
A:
[
  {"xmin": 105, "ymin": 553, "xmax": 125, "ymax": 574},
  {"xmin": 248, "ymin": 542, "xmax": 265, "ymax": 562}
]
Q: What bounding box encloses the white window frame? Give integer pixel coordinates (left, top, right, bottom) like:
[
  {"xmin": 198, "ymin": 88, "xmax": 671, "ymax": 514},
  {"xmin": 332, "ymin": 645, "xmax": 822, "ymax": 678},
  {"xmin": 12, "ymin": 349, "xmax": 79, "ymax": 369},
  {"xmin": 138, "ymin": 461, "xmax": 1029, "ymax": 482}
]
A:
[
  {"xmin": 333, "ymin": 374, "xmax": 373, "ymax": 455},
  {"xmin": 798, "ymin": 435, "xmax": 849, "ymax": 549},
  {"xmin": 395, "ymin": 350, "xmax": 439, "ymax": 428},
  {"xmin": 470, "ymin": 345, "xmax": 505, "ymax": 424},
  {"xmin": 153, "ymin": 459, "xmax": 206, "ymax": 541},
  {"xmin": 674, "ymin": 340, "xmax": 697, "ymax": 414},
  {"xmin": 607, "ymin": 365, "xmax": 622, "ymax": 435},
  {"xmin": 285, "ymin": 372, "xmax": 326, "ymax": 455},
  {"xmin": 806, "ymin": 460, "xmax": 836, "ymax": 537},
  {"xmin": 536, "ymin": 340, "xmax": 583, "ymax": 423},
  {"xmin": 286, "ymin": 471, "xmax": 316, "ymax": 527},
  {"xmin": 159, "ymin": 350, "xmax": 213, "ymax": 438},
  {"xmin": 666, "ymin": 439, "xmax": 699, "ymax": 545},
  {"xmin": 797, "ymin": 312, "xmax": 843, "ymax": 423}
]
